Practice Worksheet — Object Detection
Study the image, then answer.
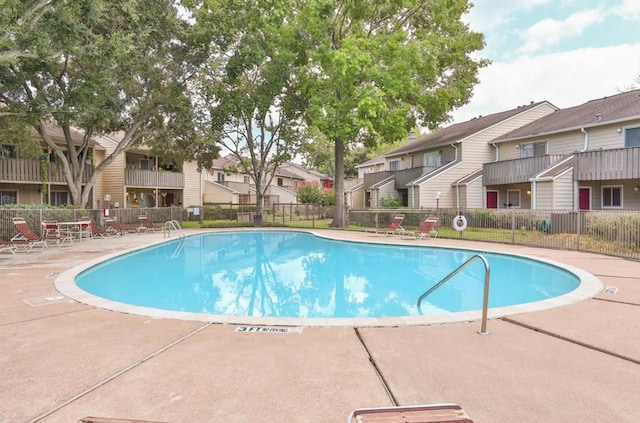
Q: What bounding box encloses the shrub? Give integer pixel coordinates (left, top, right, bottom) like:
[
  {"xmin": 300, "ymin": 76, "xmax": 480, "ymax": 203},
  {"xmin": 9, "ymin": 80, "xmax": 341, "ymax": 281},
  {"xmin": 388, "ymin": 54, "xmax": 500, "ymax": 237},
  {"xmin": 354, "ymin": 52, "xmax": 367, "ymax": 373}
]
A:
[{"xmin": 296, "ymin": 181, "xmax": 324, "ymax": 204}]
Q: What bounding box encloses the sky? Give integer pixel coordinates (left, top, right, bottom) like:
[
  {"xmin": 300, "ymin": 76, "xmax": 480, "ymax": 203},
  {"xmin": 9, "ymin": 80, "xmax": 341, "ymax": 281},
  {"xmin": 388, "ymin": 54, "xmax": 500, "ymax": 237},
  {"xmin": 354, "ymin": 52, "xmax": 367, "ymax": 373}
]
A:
[{"xmin": 449, "ymin": 0, "xmax": 640, "ymax": 124}]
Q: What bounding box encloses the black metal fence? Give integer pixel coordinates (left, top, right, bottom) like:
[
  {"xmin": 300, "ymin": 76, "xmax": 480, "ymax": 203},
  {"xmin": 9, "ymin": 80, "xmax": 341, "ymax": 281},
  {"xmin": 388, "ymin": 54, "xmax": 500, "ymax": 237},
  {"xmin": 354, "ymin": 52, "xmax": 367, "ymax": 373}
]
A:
[
  {"xmin": 2, "ymin": 204, "xmax": 639, "ymax": 261},
  {"xmin": 348, "ymin": 208, "xmax": 640, "ymax": 261}
]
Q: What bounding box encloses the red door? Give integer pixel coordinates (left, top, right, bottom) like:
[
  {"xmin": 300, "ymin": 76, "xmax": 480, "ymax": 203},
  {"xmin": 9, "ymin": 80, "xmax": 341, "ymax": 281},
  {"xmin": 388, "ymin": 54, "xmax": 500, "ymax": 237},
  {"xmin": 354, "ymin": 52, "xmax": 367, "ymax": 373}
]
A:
[
  {"xmin": 486, "ymin": 191, "xmax": 498, "ymax": 209},
  {"xmin": 579, "ymin": 188, "xmax": 590, "ymax": 210}
]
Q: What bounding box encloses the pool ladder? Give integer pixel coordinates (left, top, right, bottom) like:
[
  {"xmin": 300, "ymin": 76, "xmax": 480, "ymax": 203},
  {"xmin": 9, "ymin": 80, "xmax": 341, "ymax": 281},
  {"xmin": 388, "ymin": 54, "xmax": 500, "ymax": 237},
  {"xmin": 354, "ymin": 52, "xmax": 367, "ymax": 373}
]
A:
[
  {"xmin": 416, "ymin": 254, "xmax": 491, "ymax": 335},
  {"xmin": 163, "ymin": 220, "xmax": 186, "ymax": 238}
]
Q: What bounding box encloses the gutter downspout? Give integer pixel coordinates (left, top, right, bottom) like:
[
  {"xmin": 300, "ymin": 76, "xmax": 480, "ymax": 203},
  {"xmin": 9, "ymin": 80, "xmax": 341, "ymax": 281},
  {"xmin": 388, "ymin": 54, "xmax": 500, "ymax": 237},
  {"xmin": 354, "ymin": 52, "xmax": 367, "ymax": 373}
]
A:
[
  {"xmin": 576, "ymin": 127, "xmax": 589, "ymax": 210},
  {"xmin": 580, "ymin": 127, "xmax": 589, "ymax": 152},
  {"xmin": 531, "ymin": 179, "xmax": 536, "ymax": 209},
  {"xmin": 490, "ymin": 142, "xmax": 499, "ymax": 161},
  {"xmin": 451, "ymin": 142, "xmax": 461, "ymax": 210}
]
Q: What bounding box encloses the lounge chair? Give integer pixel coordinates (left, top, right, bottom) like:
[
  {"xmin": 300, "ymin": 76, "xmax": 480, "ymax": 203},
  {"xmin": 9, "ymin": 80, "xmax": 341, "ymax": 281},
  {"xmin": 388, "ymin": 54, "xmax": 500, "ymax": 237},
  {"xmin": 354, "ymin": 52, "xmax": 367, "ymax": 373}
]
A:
[
  {"xmin": 367, "ymin": 213, "xmax": 405, "ymax": 237},
  {"xmin": 0, "ymin": 239, "xmax": 18, "ymax": 255},
  {"xmin": 105, "ymin": 217, "xmax": 137, "ymax": 236},
  {"xmin": 11, "ymin": 217, "xmax": 50, "ymax": 250},
  {"xmin": 77, "ymin": 217, "xmax": 109, "ymax": 239},
  {"xmin": 78, "ymin": 417, "xmax": 172, "ymax": 423},
  {"xmin": 348, "ymin": 403, "xmax": 473, "ymax": 422},
  {"xmin": 402, "ymin": 217, "xmax": 438, "ymax": 240},
  {"xmin": 137, "ymin": 215, "xmax": 162, "ymax": 233}
]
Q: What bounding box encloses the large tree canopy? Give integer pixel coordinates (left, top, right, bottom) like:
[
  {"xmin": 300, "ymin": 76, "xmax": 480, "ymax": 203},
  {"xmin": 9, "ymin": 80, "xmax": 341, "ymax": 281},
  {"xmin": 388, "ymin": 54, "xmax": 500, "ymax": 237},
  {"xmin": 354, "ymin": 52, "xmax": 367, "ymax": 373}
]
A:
[
  {"xmin": 0, "ymin": 0, "xmax": 195, "ymax": 206},
  {"xmin": 185, "ymin": 0, "xmax": 307, "ymax": 222},
  {"xmin": 297, "ymin": 0, "xmax": 489, "ymax": 227}
]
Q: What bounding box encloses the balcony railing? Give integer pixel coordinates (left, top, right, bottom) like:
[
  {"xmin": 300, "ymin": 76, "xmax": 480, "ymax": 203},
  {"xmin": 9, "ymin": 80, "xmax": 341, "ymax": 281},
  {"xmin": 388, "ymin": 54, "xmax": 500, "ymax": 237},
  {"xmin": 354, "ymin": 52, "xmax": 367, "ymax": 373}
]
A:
[
  {"xmin": 0, "ymin": 158, "xmax": 93, "ymax": 184},
  {"xmin": 573, "ymin": 146, "xmax": 640, "ymax": 181},
  {"xmin": 483, "ymin": 155, "xmax": 567, "ymax": 185},
  {"xmin": 125, "ymin": 169, "xmax": 184, "ymax": 188},
  {"xmin": 363, "ymin": 166, "xmax": 445, "ymax": 190},
  {"xmin": 363, "ymin": 170, "xmax": 395, "ymax": 190}
]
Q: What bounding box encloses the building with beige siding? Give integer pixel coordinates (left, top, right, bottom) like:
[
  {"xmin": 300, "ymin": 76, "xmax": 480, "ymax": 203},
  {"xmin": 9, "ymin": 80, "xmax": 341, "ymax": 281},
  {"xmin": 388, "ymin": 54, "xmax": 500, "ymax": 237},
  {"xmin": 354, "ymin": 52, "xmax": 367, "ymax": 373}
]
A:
[
  {"xmin": 94, "ymin": 133, "xmax": 197, "ymax": 210},
  {"xmin": 355, "ymin": 101, "xmax": 557, "ymax": 210},
  {"xmin": 0, "ymin": 124, "xmax": 102, "ymax": 207},
  {"xmin": 486, "ymin": 89, "xmax": 640, "ymax": 210}
]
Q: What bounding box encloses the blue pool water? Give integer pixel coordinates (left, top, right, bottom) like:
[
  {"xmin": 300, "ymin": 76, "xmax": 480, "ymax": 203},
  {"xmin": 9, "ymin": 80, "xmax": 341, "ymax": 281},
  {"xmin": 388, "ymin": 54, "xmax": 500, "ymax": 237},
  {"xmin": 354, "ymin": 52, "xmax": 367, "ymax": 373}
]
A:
[{"xmin": 76, "ymin": 231, "xmax": 580, "ymax": 319}]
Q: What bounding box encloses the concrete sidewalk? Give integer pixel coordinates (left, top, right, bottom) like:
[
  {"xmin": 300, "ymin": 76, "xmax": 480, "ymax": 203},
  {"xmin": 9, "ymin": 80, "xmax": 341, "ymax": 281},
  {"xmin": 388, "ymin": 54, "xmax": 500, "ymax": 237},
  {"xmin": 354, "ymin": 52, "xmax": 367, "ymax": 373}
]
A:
[{"xmin": 0, "ymin": 230, "xmax": 638, "ymax": 423}]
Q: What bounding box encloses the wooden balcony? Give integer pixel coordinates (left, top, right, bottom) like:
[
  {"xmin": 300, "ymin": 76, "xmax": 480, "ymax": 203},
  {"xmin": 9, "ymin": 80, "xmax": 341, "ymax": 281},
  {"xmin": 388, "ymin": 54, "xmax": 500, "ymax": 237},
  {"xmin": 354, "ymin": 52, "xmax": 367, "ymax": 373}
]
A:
[
  {"xmin": 483, "ymin": 155, "xmax": 567, "ymax": 185},
  {"xmin": 363, "ymin": 170, "xmax": 395, "ymax": 190},
  {"xmin": 363, "ymin": 166, "xmax": 448, "ymax": 190},
  {"xmin": 573, "ymin": 146, "xmax": 640, "ymax": 181},
  {"xmin": 0, "ymin": 158, "xmax": 93, "ymax": 184},
  {"xmin": 125, "ymin": 169, "xmax": 184, "ymax": 188}
]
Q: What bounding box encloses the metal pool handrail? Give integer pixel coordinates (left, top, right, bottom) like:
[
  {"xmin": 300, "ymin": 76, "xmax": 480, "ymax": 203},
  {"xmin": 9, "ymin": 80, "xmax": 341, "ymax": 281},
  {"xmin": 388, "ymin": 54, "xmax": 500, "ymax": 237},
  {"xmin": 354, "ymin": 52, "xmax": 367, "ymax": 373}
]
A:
[
  {"xmin": 416, "ymin": 254, "xmax": 491, "ymax": 335},
  {"xmin": 163, "ymin": 220, "xmax": 186, "ymax": 238}
]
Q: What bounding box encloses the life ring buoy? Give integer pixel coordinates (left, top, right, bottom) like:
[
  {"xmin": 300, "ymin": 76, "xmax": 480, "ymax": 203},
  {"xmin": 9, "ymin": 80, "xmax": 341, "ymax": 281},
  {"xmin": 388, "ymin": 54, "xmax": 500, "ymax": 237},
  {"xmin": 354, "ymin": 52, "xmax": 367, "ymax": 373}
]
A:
[{"xmin": 453, "ymin": 215, "xmax": 467, "ymax": 231}]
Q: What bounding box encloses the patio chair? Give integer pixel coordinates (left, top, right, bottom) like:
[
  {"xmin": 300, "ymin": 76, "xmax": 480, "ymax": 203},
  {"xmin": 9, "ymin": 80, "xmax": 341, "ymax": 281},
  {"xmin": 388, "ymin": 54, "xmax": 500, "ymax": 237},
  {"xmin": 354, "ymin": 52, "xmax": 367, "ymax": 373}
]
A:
[
  {"xmin": 401, "ymin": 217, "xmax": 438, "ymax": 240},
  {"xmin": 11, "ymin": 217, "xmax": 50, "ymax": 250},
  {"xmin": 137, "ymin": 215, "xmax": 162, "ymax": 233},
  {"xmin": 40, "ymin": 220, "xmax": 75, "ymax": 246},
  {"xmin": 367, "ymin": 213, "xmax": 406, "ymax": 237},
  {"xmin": 347, "ymin": 403, "xmax": 473, "ymax": 422},
  {"xmin": 105, "ymin": 217, "xmax": 137, "ymax": 236}
]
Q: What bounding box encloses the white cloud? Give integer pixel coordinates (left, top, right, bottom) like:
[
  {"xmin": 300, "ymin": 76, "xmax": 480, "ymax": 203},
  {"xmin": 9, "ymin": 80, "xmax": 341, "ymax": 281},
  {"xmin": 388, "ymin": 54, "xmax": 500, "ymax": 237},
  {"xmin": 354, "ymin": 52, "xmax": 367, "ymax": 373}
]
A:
[
  {"xmin": 613, "ymin": 0, "xmax": 640, "ymax": 19},
  {"xmin": 517, "ymin": 7, "xmax": 606, "ymax": 55},
  {"xmin": 450, "ymin": 42, "xmax": 640, "ymax": 124},
  {"xmin": 464, "ymin": 0, "xmax": 553, "ymax": 31}
]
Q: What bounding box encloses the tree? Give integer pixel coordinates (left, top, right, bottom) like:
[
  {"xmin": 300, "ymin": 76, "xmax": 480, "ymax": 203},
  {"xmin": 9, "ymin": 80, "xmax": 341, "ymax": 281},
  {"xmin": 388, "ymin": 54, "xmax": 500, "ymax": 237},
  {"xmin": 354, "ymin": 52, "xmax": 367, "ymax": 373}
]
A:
[
  {"xmin": 297, "ymin": 0, "xmax": 488, "ymax": 227},
  {"xmin": 185, "ymin": 0, "xmax": 307, "ymax": 225},
  {"xmin": 0, "ymin": 0, "xmax": 59, "ymax": 65},
  {"xmin": 0, "ymin": 0, "xmax": 195, "ymax": 206}
]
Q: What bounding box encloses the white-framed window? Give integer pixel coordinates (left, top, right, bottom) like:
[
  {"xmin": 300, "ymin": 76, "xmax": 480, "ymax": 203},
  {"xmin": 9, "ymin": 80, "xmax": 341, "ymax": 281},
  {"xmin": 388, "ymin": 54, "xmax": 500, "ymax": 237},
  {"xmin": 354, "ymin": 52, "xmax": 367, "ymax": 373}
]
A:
[
  {"xmin": 506, "ymin": 190, "xmax": 521, "ymax": 208},
  {"xmin": 423, "ymin": 152, "xmax": 441, "ymax": 167},
  {"xmin": 389, "ymin": 159, "xmax": 401, "ymax": 171},
  {"xmin": 277, "ymin": 177, "xmax": 284, "ymax": 186},
  {"xmin": 0, "ymin": 190, "xmax": 17, "ymax": 205},
  {"xmin": 520, "ymin": 141, "xmax": 547, "ymax": 158},
  {"xmin": 243, "ymin": 176, "xmax": 250, "ymax": 184},
  {"xmin": 217, "ymin": 172, "xmax": 225, "ymax": 182},
  {"xmin": 624, "ymin": 126, "xmax": 640, "ymax": 147},
  {"xmin": 602, "ymin": 185, "xmax": 622, "ymax": 208}
]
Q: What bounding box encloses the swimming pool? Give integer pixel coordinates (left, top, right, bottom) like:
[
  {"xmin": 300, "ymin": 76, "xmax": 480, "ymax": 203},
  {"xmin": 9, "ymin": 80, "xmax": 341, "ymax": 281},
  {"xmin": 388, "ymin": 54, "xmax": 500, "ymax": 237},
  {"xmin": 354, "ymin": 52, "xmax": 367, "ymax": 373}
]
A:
[{"xmin": 60, "ymin": 230, "xmax": 602, "ymax": 326}]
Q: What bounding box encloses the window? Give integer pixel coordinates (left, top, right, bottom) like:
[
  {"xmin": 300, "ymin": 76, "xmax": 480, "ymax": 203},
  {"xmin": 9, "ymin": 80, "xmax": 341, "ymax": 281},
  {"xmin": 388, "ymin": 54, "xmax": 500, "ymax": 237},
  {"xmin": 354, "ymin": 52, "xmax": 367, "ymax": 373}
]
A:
[
  {"xmin": 602, "ymin": 186, "xmax": 622, "ymax": 208},
  {"xmin": 506, "ymin": 190, "xmax": 521, "ymax": 208},
  {"xmin": 520, "ymin": 141, "xmax": 547, "ymax": 158},
  {"xmin": 49, "ymin": 191, "xmax": 69, "ymax": 206},
  {"xmin": 277, "ymin": 178, "xmax": 284, "ymax": 186},
  {"xmin": 217, "ymin": 172, "xmax": 225, "ymax": 182},
  {"xmin": 0, "ymin": 190, "xmax": 17, "ymax": 205},
  {"xmin": 139, "ymin": 159, "xmax": 150, "ymax": 170},
  {"xmin": 0, "ymin": 144, "xmax": 17, "ymax": 159},
  {"xmin": 423, "ymin": 152, "xmax": 441, "ymax": 167},
  {"xmin": 243, "ymin": 176, "xmax": 250, "ymax": 184},
  {"xmin": 624, "ymin": 126, "xmax": 640, "ymax": 147},
  {"xmin": 389, "ymin": 160, "xmax": 401, "ymax": 171}
]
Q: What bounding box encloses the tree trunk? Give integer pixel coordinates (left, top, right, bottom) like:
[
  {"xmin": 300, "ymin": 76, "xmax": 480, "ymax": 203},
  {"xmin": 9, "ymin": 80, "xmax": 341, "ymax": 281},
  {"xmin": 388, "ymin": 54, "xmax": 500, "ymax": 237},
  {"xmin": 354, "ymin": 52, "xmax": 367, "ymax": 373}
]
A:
[
  {"xmin": 254, "ymin": 172, "xmax": 264, "ymax": 227},
  {"xmin": 331, "ymin": 138, "xmax": 346, "ymax": 228}
]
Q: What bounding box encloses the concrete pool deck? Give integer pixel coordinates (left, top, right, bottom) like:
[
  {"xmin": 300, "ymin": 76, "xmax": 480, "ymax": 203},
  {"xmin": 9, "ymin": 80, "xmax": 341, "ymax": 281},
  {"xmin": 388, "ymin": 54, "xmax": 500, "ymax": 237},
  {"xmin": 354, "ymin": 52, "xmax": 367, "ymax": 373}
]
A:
[{"xmin": 1, "ymin": 229, "xmax": 639, "ymax": 422}]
